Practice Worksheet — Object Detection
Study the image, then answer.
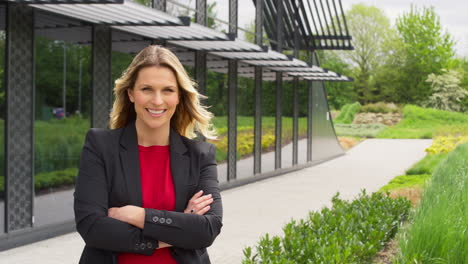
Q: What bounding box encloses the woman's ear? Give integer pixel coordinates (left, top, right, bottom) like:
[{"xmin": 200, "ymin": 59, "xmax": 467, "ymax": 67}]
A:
[{"xmin": 127, "ymin": 89, "xmax": 135, "ymax": 103}]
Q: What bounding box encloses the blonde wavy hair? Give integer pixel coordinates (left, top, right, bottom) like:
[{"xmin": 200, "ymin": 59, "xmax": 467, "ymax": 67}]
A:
[{"xmin": 109, "ymin": 45, "xmax": 216, "ymax": 139}]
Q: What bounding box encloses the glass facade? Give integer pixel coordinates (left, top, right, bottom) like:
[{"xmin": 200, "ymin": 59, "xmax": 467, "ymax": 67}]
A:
[
  {"xmin": 236, "ymin": 75, "xmax": 254, "ymax": 179},
  {"xmin": 281, "ymin": 79, "xmax": 293, "ymax": 168},
  {"xmin": 261, "ymin": 79, "xmax": 275, "ymax": 174},
  {"xmin": 205, "ymin": 68, "xmax": 228, "ymax": 184},
  {"xmin": 298, "ymin": 81, "xmax": 309, "ymax": 164},
  {"xmin": 33, "ymin": 37, "xmax": 91, "ymax": 227}
]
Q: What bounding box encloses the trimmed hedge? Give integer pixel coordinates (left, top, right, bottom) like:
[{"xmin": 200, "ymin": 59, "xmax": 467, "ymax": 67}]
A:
[
  {"xmin": 334, "ymin": 102, "xmax": 362, "ymax": 124},
  {"xmin": 0, "ymin": 167, "xmax": 77, "ymax": 197},
  {"xmin": 243, "ymin": 190, "xmax": 411, "ymax": 264}
]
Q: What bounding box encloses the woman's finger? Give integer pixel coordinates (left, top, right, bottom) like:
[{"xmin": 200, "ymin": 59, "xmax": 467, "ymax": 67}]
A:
[
  {"xmin": 194, "ymin": 193, "xmax": 212, "ymax": 204},
  {"xmin": 195, "ymin": 198, "xmax": 213, "ymax": 210},
  {"xmin": 196, "ymin": 205, "xmax": 211, "ymax": 215},
  {"xmin": 189, "ymin": 190, "xmax": 204, "ymax": 202}
]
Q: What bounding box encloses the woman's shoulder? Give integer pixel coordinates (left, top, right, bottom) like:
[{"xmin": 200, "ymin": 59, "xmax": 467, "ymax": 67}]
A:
[
  {"xmin": 85, "ymin": 126, "xmax": 124, "ymax": 146},
  {"xmin": 179, "ymin": 134, "xmax": 215, "ymax": 154}
]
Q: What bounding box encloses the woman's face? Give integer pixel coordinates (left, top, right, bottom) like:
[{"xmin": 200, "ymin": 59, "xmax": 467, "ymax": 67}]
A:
[{"xmin": 128, "ymin": 65, "xmax": 180, "ymax": 133}]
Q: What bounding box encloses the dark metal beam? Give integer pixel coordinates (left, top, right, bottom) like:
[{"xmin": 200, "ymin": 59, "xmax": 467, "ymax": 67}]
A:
[
  {"xmin": 152, "ymin": 0, "xmax": 166, "ymax": 12},
  {"xmin": 5, "ymin": 3, "xmax": 35, "ymax": 232},
  {"xmin": 274, "ymin": 0, "xmax": 283, "ymax": 169},
  {"xmin": 91, "ymin": 25, "xmax": 112, "ymax": 128},
  {"xmin": 227, "ymin": 0, "xmax": 238, "ymax": 181},
  {"xmin": 254, "ymin": 0, "xmax": 264, "ymax": 175}
]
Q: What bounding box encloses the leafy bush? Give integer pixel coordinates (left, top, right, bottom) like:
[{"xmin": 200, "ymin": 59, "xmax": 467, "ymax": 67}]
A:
[
  {"xmin": 424, "ymin": 70, "xmax": 468, "ymax": 112},
  {"xmin": 243, "ymin": 191, "xmax": 411, "ymax": 264},
  {"xmin": 425, "ymin": 135, "xmax": 468, "ymax": 154},
  {"xmin": 377, "ymin": 105, "xmax": 468, "ymax": 139},
  {"xmin": 334, "ymin": 123, "xmax": 387, "ymax": 138},
  {"xmin": 397, "ymin": 143, "xmax": 468, "ymax": 263},
  {"xmin": 334, "ymin": 102, "xmax": 362, "ymax": 124},
  {"xmin": 360, "ymin": 102, "xmax": 401, "ymax": 113}
]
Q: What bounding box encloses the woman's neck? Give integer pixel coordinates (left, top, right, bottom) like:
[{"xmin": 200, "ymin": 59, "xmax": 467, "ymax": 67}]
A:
[{"xmin": 135, "ymin": 120, "xmax": 170, "ymax": 146}]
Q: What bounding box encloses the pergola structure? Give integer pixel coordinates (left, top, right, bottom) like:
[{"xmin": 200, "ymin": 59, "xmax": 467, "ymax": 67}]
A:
[{"xmin": 0, "ymin": 0, "xmax": 353, "ymax": 249}]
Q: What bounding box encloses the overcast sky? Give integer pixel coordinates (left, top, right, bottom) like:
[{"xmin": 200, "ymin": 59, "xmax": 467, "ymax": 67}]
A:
[{"xmin": 209, "ymin": 0, "xmax": 468, "ymax": 58}]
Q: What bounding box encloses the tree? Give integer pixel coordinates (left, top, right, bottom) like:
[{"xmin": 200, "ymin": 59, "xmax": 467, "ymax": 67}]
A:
[
  {"xmin": 396, "ymin": 6, "xmax": 456, "ymax": 104},
  {"xmin": 317, "ymin": 50, "xmax": 356, "ymax": 109},
  {"xmin": 340, "ymin": 4, "xmax": 392, "ymax": 104},
  {"xmin": 424, "ymin": 70, "xmax": 468, "ymax": 112}
]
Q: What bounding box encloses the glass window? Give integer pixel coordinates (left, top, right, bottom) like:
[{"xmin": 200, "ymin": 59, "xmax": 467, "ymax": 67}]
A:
[
  {"xmin": 236, "ymin": 73, "xmax": 254, "ymax": 180},
  {"xmin": 34, "ymin": 36, "xmax": 91, "ymax": 227},
  {"xmin": 261, "ymin": 78, "xmax": 276, "ymax": 174},
  {"xmin": 281, "ymin": 79, "xmax": 293, "ymax": 168},
  {"xmin": 298, "ymin": 80, "xmax": 308, "ymax": 164}
]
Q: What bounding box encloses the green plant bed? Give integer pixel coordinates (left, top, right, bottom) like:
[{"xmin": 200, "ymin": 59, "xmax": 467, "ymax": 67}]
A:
[
  {"xmin": 377, "ymin": 105, "xmax": 468, "ymax": 139},
  {"xmin": 334, "ymin": 123, "xmax": 387, "ymax": 138},
  {"xmin": 243, "ymin": 190, "xmax": 411, "ymax": 264},
  {"xmin": 396, "ymin": 143, "xmax": 468, "ymax": 263},
  {"xmin": 379, "ymin": 174, "xmax": 431, "ymax": 192},
  {"xmin": 405, "ymin": 153, "xmax": 448, "ymax": 175},
  {"xmin": 0, "ymin": 167, "xmax": 78, "ymax": 198}
]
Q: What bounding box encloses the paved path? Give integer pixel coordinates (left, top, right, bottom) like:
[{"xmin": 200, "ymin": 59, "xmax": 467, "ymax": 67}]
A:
[{"xmin": 0, "ymin": 139, "xmax": 432, "ymax": 264}]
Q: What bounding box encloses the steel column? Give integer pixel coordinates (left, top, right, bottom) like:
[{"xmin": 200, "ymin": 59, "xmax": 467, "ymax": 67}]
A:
[
  {"xmin": 152, "ymin": 0, "xmax": 166, "ymax": 11},
  {"xmin": 195, "ymin": 0, "xmax": 207, "ymax": 96},
  {"xmin": 5, "ymin": 3, "xmax": 35, "ymax": 232},
  {"xmin": 307, "ymin": 77, "xmax": 313, "ymax": 162},
  {"xmin": 227, "ymin": 60, "xmax": 237, "ymax": 181},
  {"xmin": 253, "ymin": 0, "xmax": 264, "ymax": 175},
  {"xmin": 292, "ymin": 77, "xmax": 299, "ymax": 165},
  {"xmin": 91, "ymin": 25, "xmax": 112, "ymax": 128},
  {"xmin": 292, "ymin": 1, "xmax": 300, "ymax": 166},
  {"xmin": 227, "ymin": 0, "xmax": 238, "ymax": 181},
  {"xmin": 274, "ymin": 0, "xmax": 283, "ymax": 169}
]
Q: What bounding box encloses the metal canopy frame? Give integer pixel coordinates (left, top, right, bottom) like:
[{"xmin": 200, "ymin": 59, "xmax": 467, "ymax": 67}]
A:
[
  {"xmin": 20, "ymin": 0, "xmax": 352, "ymax": 82},
  {"xmin": 258, "ymin": 0, "xmax": 353, "ymax": 50},
  {"xmin": 29, "ymin": 0, "xmax": 185, "ymax": 26}
]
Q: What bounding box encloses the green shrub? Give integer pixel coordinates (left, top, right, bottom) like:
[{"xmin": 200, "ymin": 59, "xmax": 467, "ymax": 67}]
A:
[
  {"xmin": 334, "ymin": 102, "xmax": 362, "ymax": 124},
  {"xmin": 397, "ymin": 143, "xmax": 468, "ymax": 263},
  {"xmin": 360, "ymin": 102, "xmax": 401, "ymax": 113},
  {"xmin": 243, "ymin": 190, "xmax": 411, "ymax": 264},
  {"xmin": 377, "ymin": 105, "xmax": 468, "ymax": 139},
  {"xmin": 334, "ymin": 123, "xmax": 387, "ymax": 138},
  {"xmin": 0, "ymin": 167, "xmax": 78, "ymax": 197}
]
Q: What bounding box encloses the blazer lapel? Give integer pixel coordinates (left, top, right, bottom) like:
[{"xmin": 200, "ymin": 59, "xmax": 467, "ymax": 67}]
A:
[
  {"xmin": 169, "ymin": 129, "xmax": 190, "ymax": 212},
  {"xmin": 119, "ymin": 122, "xmax": 143, "ymax": 206}
]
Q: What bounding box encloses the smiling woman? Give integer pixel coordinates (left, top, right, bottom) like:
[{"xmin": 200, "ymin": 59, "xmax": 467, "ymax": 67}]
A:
[{"xmin": 75, "ymin": 45, "xmax": 223, "ymax": 264}]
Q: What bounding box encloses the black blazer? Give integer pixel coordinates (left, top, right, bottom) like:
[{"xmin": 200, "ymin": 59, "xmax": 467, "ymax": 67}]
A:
[{"xmin": 74, "ymin": 121, "xmax": 223, "ymax": 264}]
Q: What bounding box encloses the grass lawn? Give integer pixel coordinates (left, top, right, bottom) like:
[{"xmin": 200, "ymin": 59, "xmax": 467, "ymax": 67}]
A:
[{"xmin": 377, "ymin": 105, "xmax": 468, "ymax": 139}]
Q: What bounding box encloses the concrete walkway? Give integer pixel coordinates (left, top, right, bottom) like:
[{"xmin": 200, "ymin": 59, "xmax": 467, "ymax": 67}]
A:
[{"xmin": 0, "ymin": 139, "xmax": 432, "ymax": 264}]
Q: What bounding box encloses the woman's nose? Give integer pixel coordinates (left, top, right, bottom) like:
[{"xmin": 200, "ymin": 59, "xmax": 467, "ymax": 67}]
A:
[{"xmin": 151, "ymin": 92, "xmax": 164, "ymax": 105}]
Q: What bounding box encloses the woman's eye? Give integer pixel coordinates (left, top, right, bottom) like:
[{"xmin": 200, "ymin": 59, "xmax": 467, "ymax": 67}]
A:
[{"xmin": 164, "ymin": 89, "xmax": 174, "ymax": 92}]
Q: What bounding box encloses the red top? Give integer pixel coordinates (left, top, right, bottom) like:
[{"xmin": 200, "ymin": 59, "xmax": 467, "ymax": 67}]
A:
[{"xmin": 118, "ymin": 145, "xmax": 178, "ymax": 264}]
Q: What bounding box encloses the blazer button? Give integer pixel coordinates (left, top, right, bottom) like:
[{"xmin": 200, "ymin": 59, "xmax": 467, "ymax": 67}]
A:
[
  {"xmin": 166, "ymin": 218, "xmax": 172, "ymax": 225},
  {"xmin": 140, "ymin": 243, "xmax": 146, "ymax": 250},
  {"xmin": 159, "ymin": 217, "xmax": 165, "ymax": 224},
  {"xmin": 147, "ymin": 242, "xmax": 152, "ymax": 249},
  {"xmin": 152, "ymin": 216, "xmax": 159, "ymax": 223}
]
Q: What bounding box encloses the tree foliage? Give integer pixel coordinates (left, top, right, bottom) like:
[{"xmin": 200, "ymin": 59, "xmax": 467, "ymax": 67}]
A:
[
  {"xmin": 424, "ymin": 70, "xmax": 468, "ymax": 112},
  {"xmin": 395, "ymin": 6, "xmax": 456, "ymax": 103},
  {"xmin": 340, "ymin": 4, "xmax": 391, "ymax": 104}
]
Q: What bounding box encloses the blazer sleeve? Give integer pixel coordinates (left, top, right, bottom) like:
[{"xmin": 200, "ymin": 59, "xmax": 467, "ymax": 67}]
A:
[
  {"xmin": 74, "ymin": 129, "xmax": 158, "ymax": 255},
  {"xmin": 142, "ymin": 144, "xmax": 223, "ymax": 249}
]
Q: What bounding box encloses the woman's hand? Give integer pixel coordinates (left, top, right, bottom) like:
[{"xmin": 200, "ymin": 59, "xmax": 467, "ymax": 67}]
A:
[
  {"xmin": 108, "ymin": 205, "xmax": 145, "ymax": 229},
  {"xmin": 184, "ymin": 190, "xmax": 213, "ymax": 215}
]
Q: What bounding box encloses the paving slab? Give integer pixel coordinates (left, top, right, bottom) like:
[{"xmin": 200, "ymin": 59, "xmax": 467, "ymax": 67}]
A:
[{"xmin": 0, "ymin": 139, "xmax": 432, "ymax": 264}]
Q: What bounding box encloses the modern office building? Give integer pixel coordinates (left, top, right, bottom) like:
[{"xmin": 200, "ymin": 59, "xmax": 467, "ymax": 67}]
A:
[{"xmin": 0, "ymin": 0, "xmax": 352, "ymax": 249}]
